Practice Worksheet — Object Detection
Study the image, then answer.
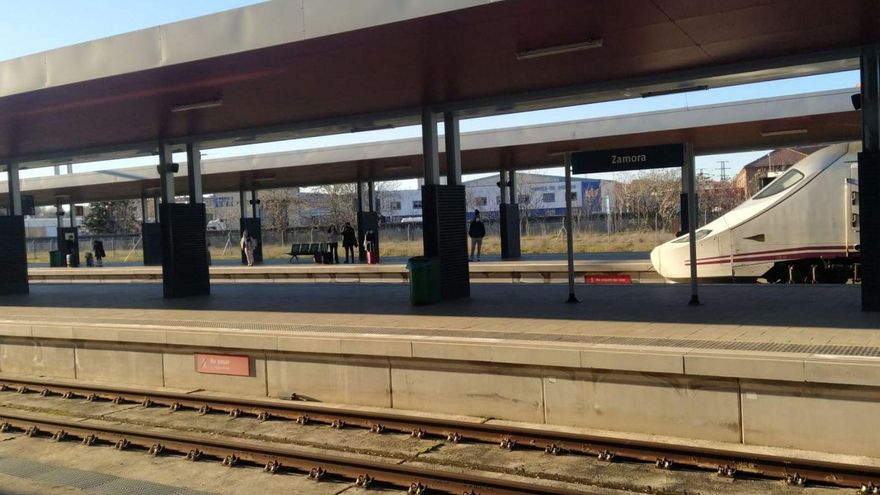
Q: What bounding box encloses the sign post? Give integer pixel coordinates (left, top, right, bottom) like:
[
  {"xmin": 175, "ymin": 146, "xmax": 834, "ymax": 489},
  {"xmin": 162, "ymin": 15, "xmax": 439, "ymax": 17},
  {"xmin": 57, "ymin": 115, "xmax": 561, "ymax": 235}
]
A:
[{"xmin": 571, "ymin": 142, "xmax": 700, "ymax": 306}]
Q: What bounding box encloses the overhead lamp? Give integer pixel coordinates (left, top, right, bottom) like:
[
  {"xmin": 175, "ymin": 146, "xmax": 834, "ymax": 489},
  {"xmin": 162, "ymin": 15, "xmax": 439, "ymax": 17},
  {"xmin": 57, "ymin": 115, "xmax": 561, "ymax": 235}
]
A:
[
  {"xmin": 515, "ymin": 38, "xmax": 604, "ymax": 60},
  {"xmin": 760, "ymin": 129, "xmax": 808, "ymax": 137},
  {"xmin": 170, "ymin": 98, "xmax": 223, "ymax": 113},
  {"xmin": 641, "ymin": 85, "xmax": 709, "ymax": 98}
]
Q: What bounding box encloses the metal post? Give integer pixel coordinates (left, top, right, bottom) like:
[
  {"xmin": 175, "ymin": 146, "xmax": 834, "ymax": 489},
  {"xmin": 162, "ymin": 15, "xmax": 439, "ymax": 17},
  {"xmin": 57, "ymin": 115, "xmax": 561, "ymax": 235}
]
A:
[
  {"xmin": 239, "ymin": 190, "xmax": 247, "ymax": 219},
  {"xmin": 422, "ymin": 107, "xmax": 440, "ymax": 185},
  {"xmin": 510, "ymin": 170, "xmax": 517, "ymax": 203},
  {"xmin": 157, "ymin": 142, "xmax": 175, "ymax": 206},
  {"xmin": 186, "ymin": 142, "xmax": 202, "ymax": 205},
  {"xmin": 685, "ymin": 142, "xmax": 700, "ymax": 305},
  {"xmin": 564, "ymin": 154, "xmax": 578, "ymax": 303},
  {"xmin": 153, "ymin": 195, "xmax": 159, "ymax": 221},
  {"xmin": 6, "ymin": 163, "xmax": 22, "ymax": 216},
  {"xmin": 250, "ymin": 190, "xmax": 258, "ymax": 218},
  {"xmin": 140, "ymin": 195, "xmax": 148, "ymax": 223},
  {"xmin": 356, "ymin": 181, "xmax": 364, "ymax": 213},
  {"xmin": 444, "ymin": 111, "xmax": 462, "ymax": 186},
  {"xmin": 368, "ymin": 181, "xmax": 375, "ymax": 213},
  {"xmin": 860, "ymin": 44, "xmax": 880, "ymax": 311},
  {"xmin": 500, "ymin": 169, "xmax": 509, "ymax": 204},
  {"xmin": 69, "ymin": 203, "xmax": 75, "ymax": 227},
  {"xmin": 56, "ymin": 200, "xmax": 64, "ymax": 229}
]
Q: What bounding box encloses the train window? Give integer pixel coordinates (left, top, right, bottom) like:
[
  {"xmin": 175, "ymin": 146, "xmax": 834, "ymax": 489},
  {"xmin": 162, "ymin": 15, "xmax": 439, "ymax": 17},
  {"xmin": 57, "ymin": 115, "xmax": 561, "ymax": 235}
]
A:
[
  {"xmin": 753, "ymin": 169, "xmax": 804, "ymax": 199},
  {"xmin": 672, "ymin": 229, "xmax": 711, "ymax": 243}
]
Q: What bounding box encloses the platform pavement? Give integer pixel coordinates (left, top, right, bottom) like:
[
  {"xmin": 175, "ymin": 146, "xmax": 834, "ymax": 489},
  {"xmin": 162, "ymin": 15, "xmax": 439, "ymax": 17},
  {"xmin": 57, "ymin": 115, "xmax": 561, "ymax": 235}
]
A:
[{"xmin": 1, "ymin": 283, "xmax": 880, "ymax": 458}]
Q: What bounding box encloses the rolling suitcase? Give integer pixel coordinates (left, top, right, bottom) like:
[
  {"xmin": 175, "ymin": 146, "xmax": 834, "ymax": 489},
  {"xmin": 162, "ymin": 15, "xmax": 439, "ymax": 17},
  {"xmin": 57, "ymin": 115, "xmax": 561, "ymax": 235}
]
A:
[{"xmin": 367, "ymin": 251, "xmax": 380, "ymax": 265}]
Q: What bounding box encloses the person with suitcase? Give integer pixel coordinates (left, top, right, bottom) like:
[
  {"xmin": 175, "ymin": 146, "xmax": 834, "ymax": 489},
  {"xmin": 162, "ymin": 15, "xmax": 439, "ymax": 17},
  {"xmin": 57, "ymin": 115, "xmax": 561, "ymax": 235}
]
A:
[
  {"xmin": 240, "ymin": 230, "xmax": 257, "ymax": 266},
  {"xmin": 327, "ymin": 224, "xmax": 340, "ymax": 264},
  {"xmin": 364, "ymin": 229, "xmax": 379, "ymax": 264}
]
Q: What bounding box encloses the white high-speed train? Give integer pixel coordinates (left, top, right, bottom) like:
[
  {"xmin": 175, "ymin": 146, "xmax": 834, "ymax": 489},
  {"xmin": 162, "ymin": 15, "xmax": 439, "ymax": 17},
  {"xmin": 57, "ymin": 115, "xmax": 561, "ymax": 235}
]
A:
[{"xmin": 650, "ymin": 142, "xmax": 861, "ymax": 283}]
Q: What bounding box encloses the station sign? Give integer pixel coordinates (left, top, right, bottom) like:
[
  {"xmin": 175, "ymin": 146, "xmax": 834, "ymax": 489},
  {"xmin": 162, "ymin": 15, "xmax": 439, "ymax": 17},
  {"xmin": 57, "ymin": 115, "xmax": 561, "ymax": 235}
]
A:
[
  {"xmin": 195, "ymin": 353, "xmax": 251, "ymax": 376},
  {"xmin": 571, "ymin": 143, "xmax": 684, "ymax": 174},
  {"xmin": 585, "ymin": 274, "xmax": 632, "ymax": 284}
]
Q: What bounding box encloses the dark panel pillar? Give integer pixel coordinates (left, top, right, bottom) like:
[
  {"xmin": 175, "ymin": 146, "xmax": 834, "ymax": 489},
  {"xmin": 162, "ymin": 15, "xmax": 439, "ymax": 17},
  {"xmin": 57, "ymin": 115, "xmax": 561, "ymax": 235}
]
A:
[
  {"xmin": 444, "ymin": 111, "xmax": 462, "ymax": 186},
  {"xmin": 422, "ymin": 109, "xmax": 470, "ymax": 299},
  {"xmin": 0, "ymin": 216, "xmax": 27, "ymax": 295},
  {"xmin": 861, "ymin": 45, "xmax": 880, "ymax": 311},
  {"xmin": 161, "ymin": 203, "xmax": 210, "ymax": 298},
  {"xmin": 357, "ymin": 181, "xmax": 368, "ymax": 262},
  {"xmin": 499, "ymin": 168, "xmax": 521, "ymax": 259},
  {"xmin": 142, "ymin": 223, "xmax": 163, "ymax": 266},
  {"xmin": 2, "ymin": 164, "xmax": 29, "ymax": 294},
  {"xmin": 157, "ymin": 142, "xmax": 209, "ymax": 297}
]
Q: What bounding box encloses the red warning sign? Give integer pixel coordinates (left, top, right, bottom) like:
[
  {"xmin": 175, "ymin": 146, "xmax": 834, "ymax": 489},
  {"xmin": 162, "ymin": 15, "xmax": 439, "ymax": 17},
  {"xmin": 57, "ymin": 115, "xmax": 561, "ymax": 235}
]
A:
[
  {"xmin": 585, "ymin": 274, "xmax": 632, "ymax": 284},
  {"xmin": 195, "ymin": 353, "xmax": 251, "ymax": 376}
]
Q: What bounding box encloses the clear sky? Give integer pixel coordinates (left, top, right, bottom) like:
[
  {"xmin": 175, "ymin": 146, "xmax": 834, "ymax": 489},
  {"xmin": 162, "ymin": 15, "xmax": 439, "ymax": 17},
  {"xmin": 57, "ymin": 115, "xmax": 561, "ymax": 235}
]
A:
[{"xmin": 0, "ymin": 1, "xmax": 862, "ymax": 185}]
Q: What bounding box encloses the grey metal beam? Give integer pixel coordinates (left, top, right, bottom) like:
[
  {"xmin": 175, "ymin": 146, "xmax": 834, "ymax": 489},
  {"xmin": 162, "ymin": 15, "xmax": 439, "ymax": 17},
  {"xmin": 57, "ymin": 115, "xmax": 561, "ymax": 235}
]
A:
[
  {"xmin": 421, "ymin": 107, "xmax": 439, "ymax": 185},
  {"xmin": 250, "ymin": 190, "xmax": 258, "ymax": 219},
  {"xmin": 368, "ymin": 181, "xmax": 375, "ymax": 213},
  {"xmin": 239, "ymin": 189, "xmax": 247, "ymax": 219},
  {"xmin": 186, "ymin": 142, "xmax": 203, "ymax": 204},
  {"xmin": 6, "ymin": 164, "xmax": 21, "ymax": 216},
  {"xmin": 499, "ymin": 169, "xmax": 509, "ymax": 205},
  {"xmin": 444, "ymin": 111, "xmax": 462, "ymax": 186}
]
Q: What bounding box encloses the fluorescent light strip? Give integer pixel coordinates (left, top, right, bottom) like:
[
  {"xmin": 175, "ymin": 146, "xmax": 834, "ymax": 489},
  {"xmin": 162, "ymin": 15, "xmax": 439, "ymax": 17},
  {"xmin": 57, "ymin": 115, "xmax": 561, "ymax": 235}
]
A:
[
  {"xmin": 170, "ymin": 99, "xmax": 223, "ymax": 113},
  {"xmin": 761, "ymin": 129, "xmax": 808, "ymax": 137},
  {"xmin": 516, "ymin": 39, "xmax": 603, "ymax": 60}
]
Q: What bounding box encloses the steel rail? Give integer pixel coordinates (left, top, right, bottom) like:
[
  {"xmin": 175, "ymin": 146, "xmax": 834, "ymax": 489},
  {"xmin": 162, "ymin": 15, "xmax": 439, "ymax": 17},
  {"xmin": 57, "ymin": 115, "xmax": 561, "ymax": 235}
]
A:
[
  {"xmin": 1, "ymin": 377, "xmax": 878, "ymax": 490},
  {"xmin": 0, "ymin": 411, "xmax": 588, "ymax": 495}
]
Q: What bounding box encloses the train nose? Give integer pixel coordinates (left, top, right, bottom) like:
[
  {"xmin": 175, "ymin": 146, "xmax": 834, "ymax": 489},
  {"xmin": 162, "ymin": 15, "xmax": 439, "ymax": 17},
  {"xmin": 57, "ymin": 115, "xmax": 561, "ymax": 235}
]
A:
[{"xmin": 650, "ymin": 245, "xmax": 663, "ymax": 276}]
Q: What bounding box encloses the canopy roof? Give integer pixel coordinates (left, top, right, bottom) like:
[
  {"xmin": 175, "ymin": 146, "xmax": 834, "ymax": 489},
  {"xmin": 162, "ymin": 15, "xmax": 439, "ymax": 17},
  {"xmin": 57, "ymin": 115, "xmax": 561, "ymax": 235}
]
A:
[{"xmin": 0, "ymin": 0, "xmax": 875, "ymax": 168}]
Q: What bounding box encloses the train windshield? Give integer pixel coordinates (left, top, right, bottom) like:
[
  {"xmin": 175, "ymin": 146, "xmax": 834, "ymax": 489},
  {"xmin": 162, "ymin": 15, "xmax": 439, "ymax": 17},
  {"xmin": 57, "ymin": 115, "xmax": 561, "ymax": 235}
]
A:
[
  {"xmin": 753, "ymin": 169, "xmax": 804, "ymax": 199},
  {"xmin": 672, "ymin": 229, "xmax": 711, "ymax": 243}
]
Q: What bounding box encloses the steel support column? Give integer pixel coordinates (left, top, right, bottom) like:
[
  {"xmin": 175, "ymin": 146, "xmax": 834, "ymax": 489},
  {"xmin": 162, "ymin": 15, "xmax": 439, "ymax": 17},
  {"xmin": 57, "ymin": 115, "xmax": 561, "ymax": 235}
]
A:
[
  {"xmin": 368, "ymin": 181, "xmax": 375, "ymax": 213},
  {"xmin": 564, "ymin": 154, "xmax": 578, "ymax": 303},
  {"xmin": 239, "ymin": 190, "xmax": 247, "ymax": 219},
  {"xmin": 140, "ymin": 195, "xmax": 148, "ymax": 223},
  {"xmin": 422, "ymin": 107, "xmax": 440, "ymax": 185},
  {"xmin": 860, "ymin": 45, "xmax": 880, "ymax": 311},
  {"xmin": 444, "ymin": 111, "xmax": 462, "ymax": 186},
  {"xmin": 7, "ymin": 163, "xmax": 21, "ymax": 216},
  {"xmin": 422, "ymin": 106, "xmax": 469, "ymax": 299},
  {"xmin": 69, "ymin": 203, "xmax": 75, "ymax": 227},
  {"xmin": 186, "ymin": 142, "xmax": 203, "ymax": 205},
  {"xmin": 250, "ymin": 190, "xmax": 258, "ymax": 218},
  {"xmin": 158, "ymin": 142, "xmax": 175, "ymax": 205},
  {"xmin": 685, "ymin": 142, "xmax": 700, "ymax": 306}
]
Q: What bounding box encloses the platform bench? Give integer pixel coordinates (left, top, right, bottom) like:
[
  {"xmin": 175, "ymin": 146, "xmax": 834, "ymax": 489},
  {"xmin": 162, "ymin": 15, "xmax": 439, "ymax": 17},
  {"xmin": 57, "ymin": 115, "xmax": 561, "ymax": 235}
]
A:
[{"xmin": 287, "ymin": 242, "xmax": 329, "ymax": 263}]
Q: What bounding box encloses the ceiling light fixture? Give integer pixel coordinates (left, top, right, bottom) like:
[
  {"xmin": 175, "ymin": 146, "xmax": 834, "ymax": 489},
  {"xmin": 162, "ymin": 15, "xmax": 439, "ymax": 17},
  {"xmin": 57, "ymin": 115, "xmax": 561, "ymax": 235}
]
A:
[
  {"xmin": 760, "ymin": 129, "xmax": 808, "ymax": 137},
  {"xmin": 516, "ymin": 38, "xmax": 604, "ymax": 60},
  {"xmin": 170, "ymin": 98, "xmax": 223, "ymax": 113},
  {"xmin": 641, "ymin": 85, "xmax": 709, "ymax": 98}
]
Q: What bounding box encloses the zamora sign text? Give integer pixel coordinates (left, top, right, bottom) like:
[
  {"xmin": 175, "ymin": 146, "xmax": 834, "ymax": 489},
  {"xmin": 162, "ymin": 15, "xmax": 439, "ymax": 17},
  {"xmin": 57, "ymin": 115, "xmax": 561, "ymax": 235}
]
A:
[{"xmin": 611, "ymin": 154, "xmax": 647, "ymax": 164}]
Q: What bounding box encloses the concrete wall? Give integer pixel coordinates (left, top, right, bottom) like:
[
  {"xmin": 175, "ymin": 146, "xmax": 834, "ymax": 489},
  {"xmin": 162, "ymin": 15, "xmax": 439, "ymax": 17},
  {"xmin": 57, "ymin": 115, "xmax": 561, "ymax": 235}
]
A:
[{"xmin": 3, "ymin": 335, "xmax": 880, "ymax": 457}]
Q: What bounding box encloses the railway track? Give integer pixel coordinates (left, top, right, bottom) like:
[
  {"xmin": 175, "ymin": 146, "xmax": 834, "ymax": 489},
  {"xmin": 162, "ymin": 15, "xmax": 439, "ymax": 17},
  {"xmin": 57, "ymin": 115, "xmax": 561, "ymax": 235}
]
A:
[{"xmin": 0, "ymin": 377, "xmax": 878, "ymax": 492}]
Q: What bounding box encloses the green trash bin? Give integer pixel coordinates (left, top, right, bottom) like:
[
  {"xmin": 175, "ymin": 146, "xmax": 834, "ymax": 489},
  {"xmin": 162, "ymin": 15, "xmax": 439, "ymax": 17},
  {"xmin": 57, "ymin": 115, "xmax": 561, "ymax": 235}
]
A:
[
  {"xmin": 48, "ymin": 250, "xmax": 62, "ymax": 268},
  {"xmin": 407, "ymin": 256, "xmax": 441, "ymax": 305}
]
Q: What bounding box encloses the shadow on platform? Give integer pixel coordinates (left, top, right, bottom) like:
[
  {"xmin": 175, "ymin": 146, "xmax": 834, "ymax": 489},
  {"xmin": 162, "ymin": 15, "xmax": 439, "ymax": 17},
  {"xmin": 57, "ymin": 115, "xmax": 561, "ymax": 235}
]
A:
[{"xmin": 0, "ymin": 283, "xmax": 875, "ymax": 330}]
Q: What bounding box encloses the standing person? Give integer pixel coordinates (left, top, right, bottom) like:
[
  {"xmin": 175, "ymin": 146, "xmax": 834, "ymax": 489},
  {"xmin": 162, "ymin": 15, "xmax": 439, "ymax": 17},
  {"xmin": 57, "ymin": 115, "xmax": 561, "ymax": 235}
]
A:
[
  {"xmin": 341, "ymin": 222, "xmax": 357, "ymax": 263},
  {"xmin": 92, "ymin": 239, "xmax": 106, "ymax": 267},
  {"xmin": 468, "ymin": 209, "xmax": 486, "ymax": 262},
  {"xmin": 240, "ymin": 230, "xmax": 256, "ymax": 266},
  {"xmin": 327, "ymin": 224, "xmax": 340, "ymax": 264}
]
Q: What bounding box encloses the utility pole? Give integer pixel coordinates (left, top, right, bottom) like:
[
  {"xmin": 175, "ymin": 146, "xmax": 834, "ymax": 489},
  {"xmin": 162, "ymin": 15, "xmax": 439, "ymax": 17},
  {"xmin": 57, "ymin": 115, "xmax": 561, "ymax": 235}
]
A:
[{"xmin": 717, "ymin": 160, "xmax": 729, "ymax": 181}]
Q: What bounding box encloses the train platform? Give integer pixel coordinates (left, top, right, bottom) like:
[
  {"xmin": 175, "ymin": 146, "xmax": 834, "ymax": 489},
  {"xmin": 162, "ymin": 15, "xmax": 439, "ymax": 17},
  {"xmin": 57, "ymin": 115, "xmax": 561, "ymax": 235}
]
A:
[
  {"xmin": 25, "ymin": 259, "xmax": 660, "ymax": 284},
  {"xmin": 0, "ymin": 282, "xmax": 879, "ymax": 461}
]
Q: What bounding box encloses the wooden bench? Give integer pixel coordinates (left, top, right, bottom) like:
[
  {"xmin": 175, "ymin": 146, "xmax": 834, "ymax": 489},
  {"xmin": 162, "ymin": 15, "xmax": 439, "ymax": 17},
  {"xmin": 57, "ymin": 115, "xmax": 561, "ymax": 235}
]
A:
[{"xmin": 287, "ymin": 242, "xmax": 328, "ymax": 263}]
